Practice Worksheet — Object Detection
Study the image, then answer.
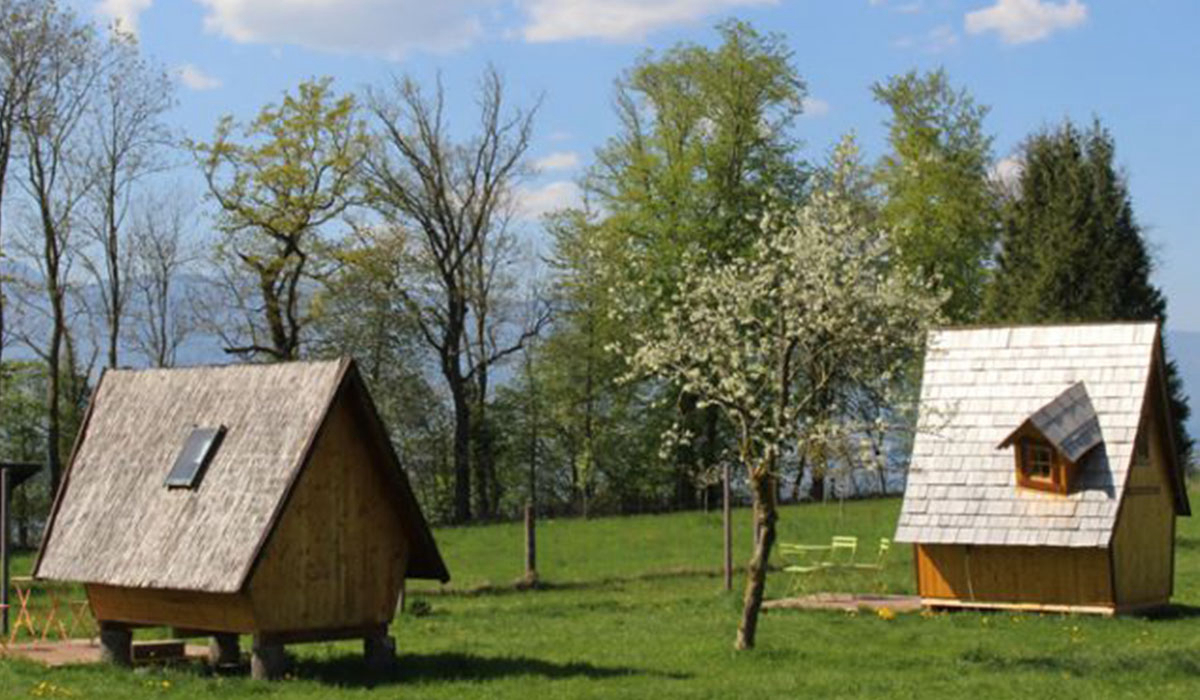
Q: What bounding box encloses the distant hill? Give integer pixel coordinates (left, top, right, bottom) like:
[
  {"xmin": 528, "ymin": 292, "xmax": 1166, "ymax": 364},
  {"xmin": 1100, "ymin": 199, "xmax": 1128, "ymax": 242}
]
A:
[{"xmin": 1166, "ymin": 330, "xmax": 1200, "ymax": 451}]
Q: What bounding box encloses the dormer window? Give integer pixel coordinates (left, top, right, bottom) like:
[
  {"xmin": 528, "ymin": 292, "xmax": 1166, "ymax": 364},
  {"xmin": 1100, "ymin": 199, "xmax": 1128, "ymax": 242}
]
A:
[
  {"xmin": 998, "ymin": 382, "xmax": 1103, "ymax": 496},
  {"xmin": 1023, "ymin": 438, "xmax": 1053, "ymax": 480},
  {"xmin": 1016, "ymin": 436, "xmax": 1066, "ymax": 493}
]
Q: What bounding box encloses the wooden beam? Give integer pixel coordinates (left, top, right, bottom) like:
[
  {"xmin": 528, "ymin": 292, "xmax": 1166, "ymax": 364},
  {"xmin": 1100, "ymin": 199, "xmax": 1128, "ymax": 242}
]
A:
[
  {"xmin": 257, "ymin": 623, "xmax": 386, "ymax": 646},
  {"xmin": 131, "ymin": 640, "xmax": 186, "ymax": 663},
  {"xmin": 921, "ymin": 597, "xmax": 1117, "ymax": 616}
]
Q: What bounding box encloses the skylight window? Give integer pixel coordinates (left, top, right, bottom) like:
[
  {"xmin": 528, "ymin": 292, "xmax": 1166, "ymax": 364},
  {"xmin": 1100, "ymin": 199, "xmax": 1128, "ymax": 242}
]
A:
[{"xmin": 165, "ymin": 426, "xmax": 226, "ymax": 489}]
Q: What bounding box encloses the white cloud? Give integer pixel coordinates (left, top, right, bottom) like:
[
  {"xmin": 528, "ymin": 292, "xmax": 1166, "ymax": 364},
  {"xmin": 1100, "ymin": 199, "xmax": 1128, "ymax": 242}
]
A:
[
  {"xmin": 965, "ymin": 0, "xmax": 1087, "ymax": 44},
  {"xmin": 520, "ymin": 0, "xmax": 777, "ymax": 43},
  {"xmin": 196, "ymin": 0, "xmax": 487, "ymax": 58},
  {"xmin": 176, "ymin": 63, "xmax": 222, "ymax": 91},
  {"xmin": 534, "ymin": 151, "xmax": 581, "ymax": 172},
  {"xmin": 990, "ymin": 156, "xmax": 1023, "ymax": 188},
  {"xmin": 893, "ymin": 24, "xmax": 959, "ymax": 53},
  {"xmin": 870, "ymin": 0, "xmax": 924, "ymax": 13},
  {"xmin": 518, "ymin": 181, "xmax": 582, "ymax": 220},
  {"xmin": 96, "ymin": 0, "xmax": 153, "ymax": 35},
  {"xmin": 801, "ymin": 97, "xmax": 830, "ymax": 118}
]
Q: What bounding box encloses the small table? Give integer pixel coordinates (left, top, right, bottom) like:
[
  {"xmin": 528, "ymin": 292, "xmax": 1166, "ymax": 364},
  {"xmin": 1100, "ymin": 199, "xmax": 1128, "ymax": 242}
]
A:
[
  {"xmin": 8, "ymin": 577, "xmax": 93, "ymax": 644},
  {"xmin": 7, "ymin": 577, "xmax": 38, "ymax": 644}
]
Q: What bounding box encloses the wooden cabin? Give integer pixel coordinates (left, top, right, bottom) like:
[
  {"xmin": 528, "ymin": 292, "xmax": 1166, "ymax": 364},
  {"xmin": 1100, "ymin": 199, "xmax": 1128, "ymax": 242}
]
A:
[
  {"xmin": 894, "ymin": 322, "xmax": 1189, "ymax": 615},
  {"xmin": 34, "ymin": 358, "xmax": 449, "ymax": 678}
]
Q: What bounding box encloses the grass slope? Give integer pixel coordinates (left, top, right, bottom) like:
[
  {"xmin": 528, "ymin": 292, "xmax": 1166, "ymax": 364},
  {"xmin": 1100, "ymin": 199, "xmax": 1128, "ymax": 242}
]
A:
[{"xmin": 4, "ymin": 494, "xmax": 1200, "ymax": 698}]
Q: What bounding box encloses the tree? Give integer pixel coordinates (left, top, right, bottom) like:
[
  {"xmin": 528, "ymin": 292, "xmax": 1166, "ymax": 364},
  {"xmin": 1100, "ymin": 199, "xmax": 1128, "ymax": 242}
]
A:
[
  {"xmin": 0, "ymin": 0, "xmax": 59, "ymax": 384},
  {"xmin": 13, "ymin": 0, "xmax": 98, "ymax": 493},
  {"xmin": 361, "ymin": 66, "xmax": 538, "ymax": 523},
  {"xmin": 462, "ymin": 199, "xmax": 549, "ymax": 519},
  {"xmin": 313, "ymin": 227, "xmax": 455, "ymax": 521},
  {"xmin": 127, "ymin": 193, "xmax": 197, "ymax": 367},
  {"xmin": 0, "ymin": 361, "xmax": 52, "ymax": 547},
  {"xmin": 192, "ymin": 78, "xmax": 366, "ymax": 361},
  {"xmin": 627, "ymin": 138, "xmax": 942, "ymax": 649},
  {"xmin": 535, "ymin": 208, "xmax": 669, "ymax": 516},
  {"xmin": 985, "ymin": 118, "xmax": 1192, "ymax": 462},
  {"xmin": 81, "ymin": 27, "xmax": 174, "ymax": 368},
  {"xmin": 587, "ymin": 19, "xmax": 807, "ymax": 509},
  {"xmin": 872, "ymin": 69, "xmax": 1000, "ymax": 323}
]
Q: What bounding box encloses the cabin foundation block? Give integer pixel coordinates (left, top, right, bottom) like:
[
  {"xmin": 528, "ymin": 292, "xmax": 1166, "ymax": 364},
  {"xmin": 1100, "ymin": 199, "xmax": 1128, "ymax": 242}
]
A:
[
  {"xmin": 209, "ymin": 633, "xmax": 241, "ymax": 667},
  {"xmin": 364, "ymin": 633, "xmax": 396, "ymax": 672},
  {"xmin": 98, "ymin": 623, "xmax": 132, "ymax": 667},
  {"xmin": 251, "ymin": 638, "xmax": 289, "ymax": 681}
]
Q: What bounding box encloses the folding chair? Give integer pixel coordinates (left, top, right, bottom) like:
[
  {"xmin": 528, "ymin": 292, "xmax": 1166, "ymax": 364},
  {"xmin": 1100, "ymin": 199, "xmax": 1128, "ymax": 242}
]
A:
[
  {"xmin": 852, "ymin": 538, "xmax": 891, "ymax": 591},
  {"xmin": 779, "ymin": 542, "xmax": 831, "ymax": 595},
  {"xmin": 8, "ymin": 580, "xmax": 37, "ymax": 645},
  {"xmin": 824, "ymin": 536, "xmax": 859, "ymax": 568}
]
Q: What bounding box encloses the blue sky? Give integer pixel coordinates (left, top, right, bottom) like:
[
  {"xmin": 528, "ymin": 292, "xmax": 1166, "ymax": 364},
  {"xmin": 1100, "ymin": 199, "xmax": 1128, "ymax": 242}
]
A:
[{"xmin": 85, "ymin": 0, "xmax": 1200, "ymax": 330}]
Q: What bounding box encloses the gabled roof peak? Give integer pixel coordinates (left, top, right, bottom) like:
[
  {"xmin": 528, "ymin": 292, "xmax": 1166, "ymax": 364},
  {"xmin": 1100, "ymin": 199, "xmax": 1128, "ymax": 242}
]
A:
[{"xmin": 998, "ymin": 381, "xmax": 1103, "ymax": 465}]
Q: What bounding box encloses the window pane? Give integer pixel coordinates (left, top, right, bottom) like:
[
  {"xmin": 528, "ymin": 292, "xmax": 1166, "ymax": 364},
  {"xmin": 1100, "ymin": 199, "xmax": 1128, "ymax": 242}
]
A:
[{"xmin": 165, "ymin": 426, "xmax": 226, "ymax": 489}]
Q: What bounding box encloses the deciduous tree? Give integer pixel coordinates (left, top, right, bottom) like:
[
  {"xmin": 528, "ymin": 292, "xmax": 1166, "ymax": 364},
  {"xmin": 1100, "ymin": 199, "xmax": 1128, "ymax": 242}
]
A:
[
  {"xmin": 588, "ymin": 19, "xmax": 807, "ymax": 509},
  {"xmin": 361, "ymin": 66, "xmax": 538, "ymax": 522},
  {"xmin": 628, "ymin": 138, "xmax": 941, "ymax": 649},
  {"xmin": 192, "ymin": 78, "xmax": 366, "ymax": 361},
  {"xmin": 873, "ymin": 68, "xmax": 999, "ymax": 322}
]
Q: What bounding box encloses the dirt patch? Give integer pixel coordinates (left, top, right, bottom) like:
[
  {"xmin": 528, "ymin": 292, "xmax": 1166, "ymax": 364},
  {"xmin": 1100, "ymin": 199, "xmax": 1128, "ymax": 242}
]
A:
[
  {"xmin": 763, "ymin": 593, "xmax": 922, "ymax": 613},
  {"xmin": 1, "ymin": 640, "xmax": 209, "ymax": 668}
]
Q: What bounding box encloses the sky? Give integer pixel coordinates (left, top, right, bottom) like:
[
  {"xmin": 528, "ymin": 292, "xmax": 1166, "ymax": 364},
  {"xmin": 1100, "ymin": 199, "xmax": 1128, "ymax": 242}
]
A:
[{"xmin": 81, "ymin": 0, "xmax": 1200, "ymax": 331}]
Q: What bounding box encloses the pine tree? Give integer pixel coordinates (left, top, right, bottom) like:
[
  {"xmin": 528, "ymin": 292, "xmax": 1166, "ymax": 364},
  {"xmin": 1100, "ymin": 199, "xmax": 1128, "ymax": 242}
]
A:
[{"xmin": 986, "ymin": 118, "xmax": 1192, "ymax": 462}]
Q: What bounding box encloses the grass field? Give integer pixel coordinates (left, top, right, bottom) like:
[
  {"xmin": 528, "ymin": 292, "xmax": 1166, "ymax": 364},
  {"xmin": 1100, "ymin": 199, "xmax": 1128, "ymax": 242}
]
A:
[{"xmin": 3, "ymin": 492, "xmax": 1200, "ymax": 698}]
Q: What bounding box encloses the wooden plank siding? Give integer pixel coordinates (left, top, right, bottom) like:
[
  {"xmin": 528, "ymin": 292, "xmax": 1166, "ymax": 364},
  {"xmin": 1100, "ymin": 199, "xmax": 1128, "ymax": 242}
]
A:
[
  {"xmin": 1111, "ymin": 402, "xmax": 1175, "ymax": 607},
  {"xmin": 86, "ymin": 584, "xmax": 256, "ymax": 633},
  {"xmin": 247, "ymin": 385, "xmax": 409, "ymax": 633},
  {"xmin": 915, "ymin": 544, "xmax": 1113, "ymax": 608}
]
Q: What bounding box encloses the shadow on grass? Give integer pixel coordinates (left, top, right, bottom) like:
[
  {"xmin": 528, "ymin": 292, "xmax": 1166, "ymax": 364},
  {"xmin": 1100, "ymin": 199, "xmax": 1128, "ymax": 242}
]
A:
[
  {"xmin": 960, "ymin": 646, "xmax": 1200, "ymax": 677},
  {"xmin": 291, "ymin": 652, "xmax": 691, "ymax": 688},
  {"xmin": 1135, "ymin": 603, "xmax": 1200, "ymax": 621},
  {"xmin": 410, "ymin": 563, "xmax": 806, "ymax": 600}
]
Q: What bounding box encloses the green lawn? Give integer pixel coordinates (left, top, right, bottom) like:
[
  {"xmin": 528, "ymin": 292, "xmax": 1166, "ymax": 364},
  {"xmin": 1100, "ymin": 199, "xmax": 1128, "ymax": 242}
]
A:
[{"xmin": 4, "ymin": 493, "xmax": 1200, "ymax": 698}]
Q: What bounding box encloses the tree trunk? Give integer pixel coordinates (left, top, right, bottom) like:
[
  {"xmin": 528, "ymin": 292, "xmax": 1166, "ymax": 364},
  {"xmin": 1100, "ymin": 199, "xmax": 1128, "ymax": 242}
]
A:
[
  {"xmin": 45, "ymin": 278, "xmax": 64, "ymax": 496},
  {"xmin": 736, "ymin": 471, "xmax": 777, "ymax": 650},
  {"xmin": 675, "ymin": 393, "xmax": 700, "ymax": 510},
  {"xmin": 810, "ymin": 469, "xmax": 825, "ymax": 502},
  {"xmin": 450, "ymin": 378, "xmax": 471, "ymax": 523}
]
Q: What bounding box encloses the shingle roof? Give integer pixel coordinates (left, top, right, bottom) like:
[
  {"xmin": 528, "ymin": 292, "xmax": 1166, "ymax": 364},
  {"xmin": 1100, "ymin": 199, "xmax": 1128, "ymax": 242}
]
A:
[
  {"xmin": 34, "ymin": 358, "xmax": 449, "ymax": 592},
  {"xmin": 894, "ymin": 322, "xmax": 1160, "ymax": 549},
  {"xmin": 998, "ymin": 381, "xmax": 1103, "ymax": 464}
]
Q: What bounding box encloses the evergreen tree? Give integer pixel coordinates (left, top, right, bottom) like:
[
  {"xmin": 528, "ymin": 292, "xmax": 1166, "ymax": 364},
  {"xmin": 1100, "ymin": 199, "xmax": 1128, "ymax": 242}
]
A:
[{"xmin": 985, "ymin": 118, "xmax": 1192, "ymax": 462}]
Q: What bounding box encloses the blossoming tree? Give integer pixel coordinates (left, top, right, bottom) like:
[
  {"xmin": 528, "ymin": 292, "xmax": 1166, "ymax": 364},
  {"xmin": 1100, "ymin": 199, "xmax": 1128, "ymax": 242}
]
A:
[{"xmin": 628, "ymin": 138, "xmax": 943, "ymax": 649}]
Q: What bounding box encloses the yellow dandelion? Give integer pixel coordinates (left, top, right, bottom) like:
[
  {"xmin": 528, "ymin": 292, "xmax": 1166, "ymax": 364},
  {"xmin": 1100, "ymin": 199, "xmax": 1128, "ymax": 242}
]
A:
[{"xmin": 877, "ymin": 606, "xmax": 896, "ymax": 621}]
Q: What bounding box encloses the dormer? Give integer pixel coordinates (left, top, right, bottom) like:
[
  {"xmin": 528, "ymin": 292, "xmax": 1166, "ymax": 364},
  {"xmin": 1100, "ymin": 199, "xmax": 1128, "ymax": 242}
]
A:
[{"xmin": 997, "ymin": 382, "xmax": 1103, "ymax": 495}]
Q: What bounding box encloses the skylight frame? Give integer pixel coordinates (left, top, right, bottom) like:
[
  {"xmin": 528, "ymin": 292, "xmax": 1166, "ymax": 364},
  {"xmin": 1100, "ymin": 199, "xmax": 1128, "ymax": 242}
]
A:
[{"xmin": 165, "ymin": 425, "xmax": 226, "ymax": 489}]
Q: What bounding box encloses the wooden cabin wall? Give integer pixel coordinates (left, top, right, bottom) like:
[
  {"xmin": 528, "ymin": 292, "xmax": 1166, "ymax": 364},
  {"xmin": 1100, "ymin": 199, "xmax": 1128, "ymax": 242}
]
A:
[
  {"xmin": 87, "ymin": 584, "xmax": 256, "ymax": 632},
  {"xmin": 1111, "ymin": 408, "xmax": 1175, "ymax": 607},
  {"xmin": 248, "ymin": 388, "xmax": 410, "ymax": 633},
  {"xmin": 915, "ymin": 544, "xmax": 1113, "ymax": 607}
]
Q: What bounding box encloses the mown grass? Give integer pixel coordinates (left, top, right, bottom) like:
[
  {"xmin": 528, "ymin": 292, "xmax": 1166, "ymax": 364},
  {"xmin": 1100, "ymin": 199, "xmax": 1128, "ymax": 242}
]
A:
[{"xmin": 3, "ymin": 492, "xmax": 1200, "ymax": 698}]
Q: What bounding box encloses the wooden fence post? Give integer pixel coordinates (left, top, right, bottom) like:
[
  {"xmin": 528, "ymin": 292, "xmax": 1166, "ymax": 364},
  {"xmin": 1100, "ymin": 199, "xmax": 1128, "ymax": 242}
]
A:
[
  {"xmin": 723, "ymin": 461, "xmax": 732, "ymax": 592},
  {"xmin": 524, "ymin": 501, "xmax": 538, "ymax": 586}
]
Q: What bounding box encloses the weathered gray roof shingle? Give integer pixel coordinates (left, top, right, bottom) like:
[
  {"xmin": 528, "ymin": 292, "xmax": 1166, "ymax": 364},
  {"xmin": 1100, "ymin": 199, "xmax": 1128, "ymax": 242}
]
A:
[
  {"xmin": 999, "ymin": 381, "xmax": 1103, "ymax": 464},
  {"xmin": 894, "ymin": 322, "xmax": 1159, "ymax": 549}
]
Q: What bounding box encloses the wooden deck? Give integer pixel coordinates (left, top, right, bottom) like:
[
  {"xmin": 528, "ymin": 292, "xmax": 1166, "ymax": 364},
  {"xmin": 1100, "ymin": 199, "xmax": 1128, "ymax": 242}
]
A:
[
  {"xmin": 763, "ymin": 594, "xmax": 922, "ymax": 613},
  {"xmin": 1, "ymin": 640, "xmax": 208, "ymax": 668}
]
